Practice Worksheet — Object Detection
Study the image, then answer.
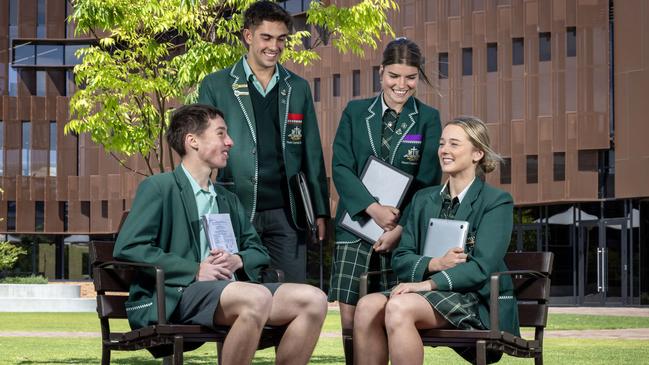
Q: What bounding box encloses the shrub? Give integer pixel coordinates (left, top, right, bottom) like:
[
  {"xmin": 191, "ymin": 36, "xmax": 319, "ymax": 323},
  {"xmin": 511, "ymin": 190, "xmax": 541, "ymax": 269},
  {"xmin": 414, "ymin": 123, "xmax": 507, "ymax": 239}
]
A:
[
  {"xmin": 0, "ymin": 275, "xmax": 49, "ymax": 284},
  {"xmin": 0, "ymin": 242, "xmax": 27, "ymax": 271}
]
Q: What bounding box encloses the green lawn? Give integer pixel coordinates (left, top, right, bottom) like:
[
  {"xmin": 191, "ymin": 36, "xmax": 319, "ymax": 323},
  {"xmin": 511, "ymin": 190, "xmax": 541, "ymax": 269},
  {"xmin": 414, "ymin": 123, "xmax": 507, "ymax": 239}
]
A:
[
  {"xmin": 1, "ymin": 312, "xmax": 649, "ymax": 364},
  {"xmin": 2, "ymin": 312, "xmax": 649, "ymax": 332}
]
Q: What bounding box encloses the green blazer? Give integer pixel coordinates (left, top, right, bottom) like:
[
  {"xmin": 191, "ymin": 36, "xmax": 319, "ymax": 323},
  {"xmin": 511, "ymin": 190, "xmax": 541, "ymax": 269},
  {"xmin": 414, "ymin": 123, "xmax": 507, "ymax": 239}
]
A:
[
  {"xmin": 197, "ymin": 58, "xmax": 330, "ymax": 227},
  {"xmin": 332, "ymin": 95, "xmax": 442, "ymax": 243},
  {"xmin": 114, "ymin": 166, "xmax": 270, "ymax": 330},
  {"xmin": 391, "ymin": 178, "xmax": 520, "ymax": 336}
]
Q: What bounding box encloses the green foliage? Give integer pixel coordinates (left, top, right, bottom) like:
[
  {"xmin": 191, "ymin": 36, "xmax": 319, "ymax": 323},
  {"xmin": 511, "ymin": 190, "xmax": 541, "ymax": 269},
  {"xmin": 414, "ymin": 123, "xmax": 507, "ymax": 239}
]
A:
[
  {"xmin": 67, "ymin": 0, "xmax": 397, "ymax": 175},
  {"xmin": 0, "ymin": 242, "xmax": 27, "ymax": 272},
  {"xmin": 0, "ymin": 275, "xmax": 48, "ymax": 284}
]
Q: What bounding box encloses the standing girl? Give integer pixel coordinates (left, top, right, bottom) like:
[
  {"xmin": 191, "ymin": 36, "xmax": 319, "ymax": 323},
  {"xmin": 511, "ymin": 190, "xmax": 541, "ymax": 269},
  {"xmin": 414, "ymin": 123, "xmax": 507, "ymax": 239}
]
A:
[{"xmin": 328, "ymin": 38, "xmax": 442, "ymax": 359}]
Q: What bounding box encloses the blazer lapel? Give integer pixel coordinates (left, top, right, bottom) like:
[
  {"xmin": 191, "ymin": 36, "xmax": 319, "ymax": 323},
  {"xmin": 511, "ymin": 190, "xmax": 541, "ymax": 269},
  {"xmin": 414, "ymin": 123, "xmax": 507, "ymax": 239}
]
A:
[
  {"xmin": 173, "ymin": 167, "xmax": 201, "ymax": 252},
  {"xmin": 277, "ymin": 65, "xmax": 291, "ymax": 150},
  {"xmin": 389, "ymin": 97, "xmax": 418, "ymax": 164},
  {"xmin": 454, "ymin": 178, "xmax": 484, "ymax": 223},
  {"xmin": 364, "ymin": 95, "xmax": 383, "ymax": 157},
  {"xmin": 428, "ymin": 186, "xmax": 444, "ymax": 219},
  {"xmin": 229, "ymin": 59, "xmax": 257, "ymax": 142}
]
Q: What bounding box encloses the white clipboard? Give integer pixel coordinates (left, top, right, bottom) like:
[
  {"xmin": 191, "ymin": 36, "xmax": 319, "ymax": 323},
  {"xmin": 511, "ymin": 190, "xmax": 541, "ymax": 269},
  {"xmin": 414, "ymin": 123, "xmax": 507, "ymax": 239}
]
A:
[{"xmin": 339, "ymin": 156, "xmax": 413, "ymax": 243}]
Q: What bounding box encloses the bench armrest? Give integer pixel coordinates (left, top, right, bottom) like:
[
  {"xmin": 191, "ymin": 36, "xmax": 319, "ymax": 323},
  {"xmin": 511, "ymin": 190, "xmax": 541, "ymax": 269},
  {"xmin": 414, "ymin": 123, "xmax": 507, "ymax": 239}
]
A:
[
  {"xmin": 489, "ymin": 269, "xmax": 549, "ymax": 334},
  {"xmin": 97, "ymin": 260, "xmax": 167, "ymax": 325},
  {"xmin": 359, "ymin": 269, "xmax": 394, "ymax": 298},
  {"xmin": 261, "ymin": 268, "xmax": 284, "ymax": 283}
]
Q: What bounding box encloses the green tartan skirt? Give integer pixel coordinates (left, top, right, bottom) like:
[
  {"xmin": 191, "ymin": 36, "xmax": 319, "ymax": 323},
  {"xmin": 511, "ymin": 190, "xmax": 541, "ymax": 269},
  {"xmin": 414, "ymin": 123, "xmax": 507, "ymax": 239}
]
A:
[
  {"xmin": 418, "ymin": 290, "xmax": 486, "ymax": 330},
  {"xmin": 328, "ymin": 239, "xmax": 397, "ymax": 305}
]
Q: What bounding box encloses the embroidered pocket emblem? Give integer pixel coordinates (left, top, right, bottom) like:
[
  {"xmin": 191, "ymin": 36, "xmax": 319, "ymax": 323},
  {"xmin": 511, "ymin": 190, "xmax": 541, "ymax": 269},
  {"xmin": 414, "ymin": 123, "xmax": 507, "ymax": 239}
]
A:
[
  {"xmin": 403, "ymin": 146, "xmax": 421, "ymax": 162},
  {"xmin": 288, "ymin": 126, "xmax": 303, "ymax": 142}
]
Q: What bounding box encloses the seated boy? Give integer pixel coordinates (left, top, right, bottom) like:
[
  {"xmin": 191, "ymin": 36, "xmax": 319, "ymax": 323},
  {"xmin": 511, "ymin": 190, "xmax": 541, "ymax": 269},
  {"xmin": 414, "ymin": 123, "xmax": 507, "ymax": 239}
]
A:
[{"xmin": 114, "ymin": 104, "xmax": 327, "ymax": 364}]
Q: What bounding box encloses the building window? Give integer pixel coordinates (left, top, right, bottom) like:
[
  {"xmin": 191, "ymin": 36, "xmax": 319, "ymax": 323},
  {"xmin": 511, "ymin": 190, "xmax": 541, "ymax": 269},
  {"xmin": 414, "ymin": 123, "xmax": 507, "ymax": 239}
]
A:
[
  {"xmin": 35, "ymin": 201, "xmax": 45, "ymax": 232},
  {"xmin": 7, "ymin": 201, "xmax": 17, "ymax": 232},
  {"xmin": 352, "ymin": 69, "xmax": 361, "ymax": 97},
  {"xmin": 566, "ymin": 27, "xmax": 577, "ymax": 57},
  {"xmin": 578, "ymin": 150, "xmax": 598, "ymax": 171},
  {"xmin": 462, "ymin": 48, "xmax": 473, "ymax": 76},
  {"xmin": 553, "ymin": 152, "xmax": 565, "ymax": 181},
  {"xmin": 9, "ymin": 0, "xmax": 18, "ymax": 38},
  {"xmin": 101, "ymin": 200, "xmax": 109, "ymax": 218},
  {"xmin": 333, "ymin": 73, "xmax": 340, "ymax": 97},
  {"xmin": 439, "ymin": 53, "xmax": 448, "ymax": 79},
  {"xmin": 50, "ymin": 121, "xmax": 57, "ymax": 176},
  {"xmin": 539, "ymin": 32, "xmax": 551, "ymax": 62},
  {"xmin": 60, "ymin": 201, "xmax": 69, "ymax": 232},
  {"xmin": 14, "ymin": 44, "xmax": 36, "ymax": 65},
  {"xmin": 0, "ymin": 121, "xmax": 4, "ymax": 176},
  {"xmin": 500, "ymin": 158, "xmax": 511, "ymax": 185},
  {"xmin": 512, "ymin": 38, "xmax": 524, "ymax": 65},
  {"xmin": 472, "ymin": 0, "xmax": 485, "ymax": 11},
  {"xmin": 36, "ymin": 71, "xmax": 46, "ymax": 96},
  {"xmin": 37, "ymin": 45, "xmax": 64, "ymax": 66},
  {"xmin": 22, "ymin": 121, "xmax": 31, "ymax": 176},
  {"xmin": 526, "ymin": 155, "xmax": 538, "ymax": 184},
  {"xmin": 313, "ymin": 78, "xmax": 320, "ymax": 102},
  {"xmin": 372, "ymin": 66, "xmax": 381, "ymax": 93},
  {"xmin": 487, "ymin": 43, "xmax": 498, "ymax": 72},
  {"xmin": 37, "ymin": 0, "xmax": 46, "ymax": 38}
]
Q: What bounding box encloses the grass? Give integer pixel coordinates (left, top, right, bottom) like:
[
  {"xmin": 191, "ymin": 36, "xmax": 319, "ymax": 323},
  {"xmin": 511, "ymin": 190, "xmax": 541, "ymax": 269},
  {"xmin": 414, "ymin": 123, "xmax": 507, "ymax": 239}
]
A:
[
  {"xmin": 1, "ymin": 312, "xmax": 649, "ymax": 364},
  {"xmin": 0, "ymin": 337, "xmax": 648, "ymax": 365},
  {"xmin": 2, "ymin": 312, "xmax": 649, "ymax": 333}
]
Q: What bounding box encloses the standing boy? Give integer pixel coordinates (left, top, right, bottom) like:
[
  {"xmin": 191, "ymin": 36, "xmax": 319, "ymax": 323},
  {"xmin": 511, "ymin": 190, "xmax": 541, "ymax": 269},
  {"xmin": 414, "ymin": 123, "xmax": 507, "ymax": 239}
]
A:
[{"xmin": 198, "ymin": 1, "xmax": 329, "ymax": 283}]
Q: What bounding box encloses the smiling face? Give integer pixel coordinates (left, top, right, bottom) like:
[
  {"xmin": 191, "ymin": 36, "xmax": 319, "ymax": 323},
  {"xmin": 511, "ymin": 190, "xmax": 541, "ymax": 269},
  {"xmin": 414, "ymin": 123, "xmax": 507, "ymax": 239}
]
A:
[
  {"xmin": 188, "ymin": 115, "xmax": 234, "ymax": 170},
  {"xmin": 438, "ymin": 124, "xmax": 484, "ymax": 177},
  {"xmin": 243, "ymin": 20, "xmax": 289, "ymax": 72},
  {"xmin": 380, "ymin": 63, "xmax": 419, "ymax": 112}
]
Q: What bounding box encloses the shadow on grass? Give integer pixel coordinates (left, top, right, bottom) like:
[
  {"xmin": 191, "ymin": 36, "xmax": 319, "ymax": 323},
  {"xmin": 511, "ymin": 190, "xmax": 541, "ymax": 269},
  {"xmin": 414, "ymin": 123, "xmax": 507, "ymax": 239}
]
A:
[{"xmin": 14, "ymin": 355, "xmax": 345, "ymax": 364}]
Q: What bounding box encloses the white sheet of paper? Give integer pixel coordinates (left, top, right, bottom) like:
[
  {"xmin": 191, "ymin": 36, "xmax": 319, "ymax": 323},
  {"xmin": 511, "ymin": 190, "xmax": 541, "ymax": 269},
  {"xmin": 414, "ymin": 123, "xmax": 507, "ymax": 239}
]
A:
[{"xmin": 202, "ymin": 213, "xmax": 239, "ymax": 254}]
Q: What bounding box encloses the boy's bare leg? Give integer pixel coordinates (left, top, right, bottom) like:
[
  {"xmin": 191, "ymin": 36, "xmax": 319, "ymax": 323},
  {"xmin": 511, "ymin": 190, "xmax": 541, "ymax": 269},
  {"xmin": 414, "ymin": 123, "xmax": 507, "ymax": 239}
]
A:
[
  {"xmin": 213, "ymin": 282, "xmax": 273, "ymax": 365},
  {"xmin": 266, "ymin": 283, "xmax": 328, "ymax": 365}
]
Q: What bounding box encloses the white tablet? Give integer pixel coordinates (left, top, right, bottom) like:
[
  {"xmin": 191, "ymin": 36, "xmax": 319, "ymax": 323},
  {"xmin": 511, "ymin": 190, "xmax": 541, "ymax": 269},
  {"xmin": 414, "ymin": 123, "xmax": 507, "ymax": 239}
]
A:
[{"xmin": 422, "ymin": 218, "xmax": 469, "ymax": 258}]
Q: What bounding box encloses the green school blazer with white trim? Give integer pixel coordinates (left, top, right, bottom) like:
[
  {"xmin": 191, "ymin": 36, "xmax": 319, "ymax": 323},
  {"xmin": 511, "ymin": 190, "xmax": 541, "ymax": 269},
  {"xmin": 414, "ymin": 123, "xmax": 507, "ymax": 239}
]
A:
[
  {"xmin": 392, "ymin": 178, "xmax": 520, "ymax": 336},
  {"xmin": 114, "ymin": 166, "xmax": 270, "ymax": 330},
  {"xmin": 197, "ymin": 58, "xmax": 330, "ymax": 227},
  {"xmin": 332, "ymin": 95, "xmax": 442, "ymax": 243}
]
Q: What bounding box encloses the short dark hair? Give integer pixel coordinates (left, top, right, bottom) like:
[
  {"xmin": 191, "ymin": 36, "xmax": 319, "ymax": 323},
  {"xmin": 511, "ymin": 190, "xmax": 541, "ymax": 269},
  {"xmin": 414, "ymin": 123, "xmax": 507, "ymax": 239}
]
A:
[
  {"xmin": 382, "ymin": 38, "xmax": 431, "ymax": 86},
  {"xmin": 166, "ymin": 104, "xmax": 224, "ymax": 157},
  {"xmin": 243, "ymin": 1, "xmax": 293, "ymax": 31}
]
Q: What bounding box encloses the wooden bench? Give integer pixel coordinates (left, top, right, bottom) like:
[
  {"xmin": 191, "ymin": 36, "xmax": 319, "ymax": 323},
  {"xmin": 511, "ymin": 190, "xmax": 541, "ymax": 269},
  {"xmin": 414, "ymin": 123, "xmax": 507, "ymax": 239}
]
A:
[
  {"xmin": 90, "ymin": 240, "xmax": 286, "ymax": 365},
  {"xmin": 344, "ymin": 251, "xmax": 554, "ymax": 365}
]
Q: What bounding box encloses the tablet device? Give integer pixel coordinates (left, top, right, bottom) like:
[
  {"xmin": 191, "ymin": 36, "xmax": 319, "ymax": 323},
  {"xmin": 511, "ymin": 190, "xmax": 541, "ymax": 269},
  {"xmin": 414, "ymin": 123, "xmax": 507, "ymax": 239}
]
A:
[{"xmin": 422, "ymin": 218, "xmax": 469, "ymax": 258}]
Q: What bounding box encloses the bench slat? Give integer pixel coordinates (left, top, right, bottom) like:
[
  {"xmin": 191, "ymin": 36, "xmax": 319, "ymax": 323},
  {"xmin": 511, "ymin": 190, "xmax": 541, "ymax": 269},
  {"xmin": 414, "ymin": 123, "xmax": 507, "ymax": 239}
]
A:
[{"xmin": 518, "ymin": 303, "xmax": 548, "ymax": 327}]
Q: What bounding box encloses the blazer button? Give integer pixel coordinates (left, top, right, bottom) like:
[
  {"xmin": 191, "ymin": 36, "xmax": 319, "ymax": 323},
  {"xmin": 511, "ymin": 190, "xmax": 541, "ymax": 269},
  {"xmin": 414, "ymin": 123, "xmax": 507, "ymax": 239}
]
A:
[
  {"xmin": 177, "ymin": 287, "xmax": 183, "ymax": 293},
  {"xmin": 250, "ymin": 177, "xmax": 257, "ymax": 183},
  {"xmin": 252, "ymin": 148, "xmax": 256, "ymax": 155}
]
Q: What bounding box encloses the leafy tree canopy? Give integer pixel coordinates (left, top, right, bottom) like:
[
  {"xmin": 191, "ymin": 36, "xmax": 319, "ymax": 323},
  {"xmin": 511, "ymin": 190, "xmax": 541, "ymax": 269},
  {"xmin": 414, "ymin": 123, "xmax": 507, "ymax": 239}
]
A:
[{"xmin": 66, "ymin": 0, "xmax": 398, "ymax": 175}]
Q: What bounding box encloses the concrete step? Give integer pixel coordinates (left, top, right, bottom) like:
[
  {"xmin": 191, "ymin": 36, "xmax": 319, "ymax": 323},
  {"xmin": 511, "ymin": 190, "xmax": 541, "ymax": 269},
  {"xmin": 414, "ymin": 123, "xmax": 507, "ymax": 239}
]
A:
[
  {"xmin": 0, "ymin": 297, "xmax": 96, "ymax": 312},
  {"xmin": 0, "ymin": 284, "xmax": 81, "ymax": 298}
]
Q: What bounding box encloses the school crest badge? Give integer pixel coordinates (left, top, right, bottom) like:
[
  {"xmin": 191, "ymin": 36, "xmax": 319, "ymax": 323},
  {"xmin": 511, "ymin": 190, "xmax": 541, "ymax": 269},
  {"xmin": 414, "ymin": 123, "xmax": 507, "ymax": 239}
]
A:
[{"xmin": 403, "ymin": 146, "xmax": 421, "ymax": 162}]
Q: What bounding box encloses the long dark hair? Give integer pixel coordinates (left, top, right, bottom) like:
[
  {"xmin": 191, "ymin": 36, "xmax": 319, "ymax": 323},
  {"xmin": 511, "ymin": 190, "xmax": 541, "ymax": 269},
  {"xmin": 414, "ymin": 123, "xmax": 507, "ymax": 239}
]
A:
[{"xmin": 381, "ymin": 37, "xmax": 431, "ymax": 86}]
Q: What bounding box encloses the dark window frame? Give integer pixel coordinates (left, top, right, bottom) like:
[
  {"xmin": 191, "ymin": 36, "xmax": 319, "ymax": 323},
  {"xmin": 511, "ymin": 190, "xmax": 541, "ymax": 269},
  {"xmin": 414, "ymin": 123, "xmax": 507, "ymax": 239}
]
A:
[{"xmin": 512, "ymin": 38, "xmax": 524, "ymax": 65}]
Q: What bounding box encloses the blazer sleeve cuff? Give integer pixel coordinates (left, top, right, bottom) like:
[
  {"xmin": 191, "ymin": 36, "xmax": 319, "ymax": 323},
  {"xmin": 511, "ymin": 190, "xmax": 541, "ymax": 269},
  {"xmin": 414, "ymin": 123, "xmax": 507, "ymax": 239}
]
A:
[{"xmin": 431, "ymin": 270, "xmax": 453, "ymax": 291}]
